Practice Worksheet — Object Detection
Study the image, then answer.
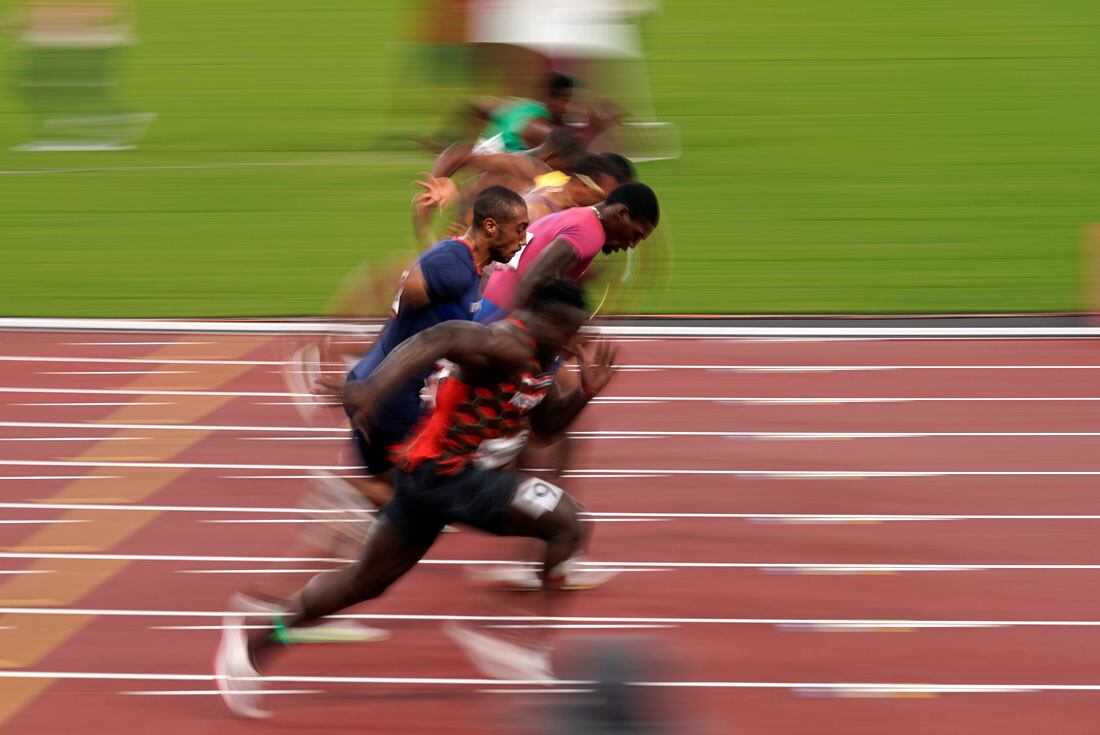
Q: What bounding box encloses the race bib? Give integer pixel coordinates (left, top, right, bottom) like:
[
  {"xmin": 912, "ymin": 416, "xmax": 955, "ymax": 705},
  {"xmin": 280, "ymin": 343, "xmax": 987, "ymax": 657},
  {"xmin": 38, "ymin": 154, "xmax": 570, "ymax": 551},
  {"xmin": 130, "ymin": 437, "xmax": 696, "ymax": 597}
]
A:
[{"xmin": 511, "ymin": 476, "xmax": 564, "ymax": 518}]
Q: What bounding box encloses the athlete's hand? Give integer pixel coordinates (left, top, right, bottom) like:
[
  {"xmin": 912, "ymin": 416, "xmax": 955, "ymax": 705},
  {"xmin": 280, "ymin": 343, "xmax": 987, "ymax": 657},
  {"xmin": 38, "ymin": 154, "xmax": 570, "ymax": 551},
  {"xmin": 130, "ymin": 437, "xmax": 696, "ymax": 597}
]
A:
[
  {"xmin": 313, "ymin": 374, "xmax": 345, "ymax": 398},
  {"xmin": 413, "ymin": 175, "xmax": 459, "ymax": 214},
  {"xmin": 577, "ymin": 340, "xmax": 618, "ymax": 398},
  {"xmin": 342, "ymin": 381, "xmax": 380, "ymax": 437}
]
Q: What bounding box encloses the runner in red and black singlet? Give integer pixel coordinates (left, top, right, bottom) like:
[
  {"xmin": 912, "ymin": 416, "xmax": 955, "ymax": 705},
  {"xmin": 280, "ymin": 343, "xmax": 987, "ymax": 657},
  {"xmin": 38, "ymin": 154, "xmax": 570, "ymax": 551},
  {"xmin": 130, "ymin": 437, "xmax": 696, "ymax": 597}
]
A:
[{"xmin": 215, "ymin": 281, "xmax": 618, "ymax": 719}]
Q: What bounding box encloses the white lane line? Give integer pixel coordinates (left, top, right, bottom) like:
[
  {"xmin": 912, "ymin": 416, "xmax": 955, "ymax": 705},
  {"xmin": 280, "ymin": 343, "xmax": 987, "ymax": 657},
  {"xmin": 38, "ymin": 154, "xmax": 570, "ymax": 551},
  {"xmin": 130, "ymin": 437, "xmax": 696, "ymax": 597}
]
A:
[
  {"xmin": 120, "ymin": 689, "xmax": 322, "ymax": 697},
  {"xmin": 0, "ymin": 670, "xmax": 1093, "ymax": 693},
  {"xmin": 587, "ymin": 364, "xmax": 1100, "ymax": 371},
  {"xmin": 0, "ymin": 476, "xmax": 119, "ymax": 481},
  {"xmin": 3, "ymin": 503, "xmax": 1097, "ymax": 523},
  {"xmin": 0, "ymin": 387, "xmax": 313, "ymax": 398},
  {"xmin": 39, "ymin": 371, "xmax": 196, "ymax": 376},
  {"xmin": 0, "ymin": 460, "xmax": 357, "ymax": 471},
  {"xmin": 64, "ymin": 341, "xmax": 217, "ymax": 346},
  {"xmin": 486, "ymin": 624, "xmax": 676, "ymax": 630},
  {"xmin": 177, "ymin": 568, "xmax": 336, "ymax": 575},
  {"xmin": 199, "ymin": 519, "xmax": 366, "ymax": 524},
  {"xmin": 7, "ymin": 317, "xmax": 1100, "ymax": 338},
  {"xmin": 240, "ymin": 437, "xmax": 348, "ymax": 441},
  {"xmin": 0, "ymin": 551, "xmax": 1095, "ymax": 572},
  {"xmin": 596, "ymin": 397, "xmax": 1100, "ymax": 404},
  {"xmin": 174, "ymin": 566, "xmax": 669, "ymax": 575},
  {"xmin": 12, "ymin": 403, "xmax": 176, "ymax": 407},
  {"xmin": 10, "ymin": 386, "xmax": 1100, "ymax": 403},
  {"xmin": 0, "ymin": 421, "xmax": 341, "ymax": 433},
  {"xmin": 225, "ymin": 474, "xmax": 369, "ymax": 480},
  {"xmin": 11, "ymin": 356, "xmax": 277, "ymax": 366},
  {"xmin": 0, "ymin": 520, "xmax": 84, "ymax": 525},
  {"xmin": 0, "ymin": 435, "xmax": 147, "ymax": 442},
  {"xmin": 5, "ymin": 606, "xmax": 1100, "ymax": 629},
  {"xmin": 0, "ymin": 570, "xmax": 54, "ymax": 574},
  {"xmin": 11, "ymin": 459, "xmax": 1100, "ymax": 479},
  {"xmin": 14, "ymin": 422, "xmax": 1100, "ymax": 441},
  {"xmin": 480, "ymin": 688, "xmax": 595, "ymax": 694}
]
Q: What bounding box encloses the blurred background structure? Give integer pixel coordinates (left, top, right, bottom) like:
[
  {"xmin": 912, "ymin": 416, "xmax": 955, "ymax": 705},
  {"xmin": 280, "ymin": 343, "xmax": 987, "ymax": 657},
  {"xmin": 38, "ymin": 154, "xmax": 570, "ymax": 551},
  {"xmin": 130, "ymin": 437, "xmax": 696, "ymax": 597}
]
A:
[{"xmin": 1, "ymin": 0, "xmax": 1097, "ymax": 316}]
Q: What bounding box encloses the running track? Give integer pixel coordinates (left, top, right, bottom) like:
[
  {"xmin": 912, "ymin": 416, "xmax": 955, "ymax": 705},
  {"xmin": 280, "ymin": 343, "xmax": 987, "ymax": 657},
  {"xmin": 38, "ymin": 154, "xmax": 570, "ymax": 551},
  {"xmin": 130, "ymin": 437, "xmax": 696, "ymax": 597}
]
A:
[{"xmin": 1, "ymin": 326, "xmax": 1100, "ymax": 734}]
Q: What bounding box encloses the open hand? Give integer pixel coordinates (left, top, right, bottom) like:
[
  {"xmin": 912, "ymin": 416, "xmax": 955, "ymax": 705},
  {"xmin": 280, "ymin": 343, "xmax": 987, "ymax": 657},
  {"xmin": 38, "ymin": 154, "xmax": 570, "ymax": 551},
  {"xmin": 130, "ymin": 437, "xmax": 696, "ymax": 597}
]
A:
[{"xmin": 577, "ymin": 340, "xmax": 618, "ymax": 397}]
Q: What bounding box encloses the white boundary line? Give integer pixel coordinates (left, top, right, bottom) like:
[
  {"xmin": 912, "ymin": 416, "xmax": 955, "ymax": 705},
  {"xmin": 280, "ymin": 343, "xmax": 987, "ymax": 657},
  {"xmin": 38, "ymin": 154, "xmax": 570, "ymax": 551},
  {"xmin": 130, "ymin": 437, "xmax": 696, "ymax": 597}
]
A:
[
  {"xmin": 0, "ymin": 670, "xmax": 1094, "ymax": 693},
  {"xmin": 9, "ymin": 459, "xmax": 1100, "ymax": 477},
  {"xmin": 2, "ymin": 318, "xmax": 1100, "ymax": 338},
  {"xmin": 14, "ymin": 356, "xmax": 1100, "ymax": 370},
  {"xmin": 15, "ymin": 421, "xmax": 1100, "ymax": 440},
  {"xmin": 5, "ymin": 502, "xmax": 1100, "ymax": 522},
  {"xmin": 5, "ymin": 606, "xmax": 1100, "ymax": 629},
  {"xmin": 8, "ymin": 387, "xmax": 1100, "ymax": 403},
  {"xmin": 6, "ymin": 499, "xmax": 1100, "ymax": 521},
  {"xmin": 0, "ymin": 551, "xmax": 1094, "ymax": 571}
]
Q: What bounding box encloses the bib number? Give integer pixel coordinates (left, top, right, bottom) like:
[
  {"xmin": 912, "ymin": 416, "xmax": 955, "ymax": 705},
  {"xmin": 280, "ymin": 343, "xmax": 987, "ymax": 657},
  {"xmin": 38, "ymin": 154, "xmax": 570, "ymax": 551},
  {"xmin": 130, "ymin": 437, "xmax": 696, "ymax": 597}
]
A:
[{"xmin": 511, "ymin": 476, "xmax": 563, "ymax": 518}]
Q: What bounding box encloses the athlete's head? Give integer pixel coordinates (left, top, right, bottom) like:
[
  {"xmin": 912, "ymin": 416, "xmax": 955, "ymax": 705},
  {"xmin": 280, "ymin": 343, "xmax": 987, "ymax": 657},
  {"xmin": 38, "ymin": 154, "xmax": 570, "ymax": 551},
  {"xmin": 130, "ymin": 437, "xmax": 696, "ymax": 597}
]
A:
[
  {"xmin": 472, "ymin": 185, "xmax": 529, "ymax": 263},
  {"xmin": 599, "ymin": 182, "xmax": 659, "ymax": 254},
  {"xmin": 599, "ymin": 152, "xmax": 637, "ymax": 184},
  {"xmin": 565, "ymin": 154, "xmax": 619, "ymax": 207},
  {"xmin": 525, "ymin": 279, "xmax": 588, "ymax": 356},
  {"xmin": 540, "ymin": 128, "xmax": 585, "ymax": 173},
  {"xmin": 546, "ymin": 73, "xmax": 575, "ymax": 122}
]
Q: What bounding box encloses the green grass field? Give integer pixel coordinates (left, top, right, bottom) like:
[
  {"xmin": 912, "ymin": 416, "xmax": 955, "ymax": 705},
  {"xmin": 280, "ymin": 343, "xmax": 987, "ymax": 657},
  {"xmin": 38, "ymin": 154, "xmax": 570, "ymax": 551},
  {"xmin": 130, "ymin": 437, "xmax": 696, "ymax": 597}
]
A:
[{"xmin": 1, "ymin": 0, "xmax": 1098, "ymax": 316}]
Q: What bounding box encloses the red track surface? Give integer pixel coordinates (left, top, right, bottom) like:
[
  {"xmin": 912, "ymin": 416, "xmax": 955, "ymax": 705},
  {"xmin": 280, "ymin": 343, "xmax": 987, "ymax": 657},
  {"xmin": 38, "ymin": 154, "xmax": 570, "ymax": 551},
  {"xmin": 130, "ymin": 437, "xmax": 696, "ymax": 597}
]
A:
[{"xmin": 1, "ymin": 330, "xmax": 1100, "ymax": 733}]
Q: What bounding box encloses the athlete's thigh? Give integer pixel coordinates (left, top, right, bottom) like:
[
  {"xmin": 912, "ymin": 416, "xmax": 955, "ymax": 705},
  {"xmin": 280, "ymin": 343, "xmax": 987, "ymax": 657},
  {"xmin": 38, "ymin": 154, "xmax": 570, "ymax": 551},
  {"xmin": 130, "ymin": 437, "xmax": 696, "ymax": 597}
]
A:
[{"xmin": 494, "ymin": 474, "xmax": 583, "ymax": 540}]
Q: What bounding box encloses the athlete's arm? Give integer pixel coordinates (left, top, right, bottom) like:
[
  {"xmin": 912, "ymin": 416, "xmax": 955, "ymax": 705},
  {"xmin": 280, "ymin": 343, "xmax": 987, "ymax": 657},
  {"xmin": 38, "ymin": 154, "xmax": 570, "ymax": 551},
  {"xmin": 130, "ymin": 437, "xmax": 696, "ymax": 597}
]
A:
[
  {"xmin": 343, "ymin": 322, "xmax": 527, "ymax": 433},
  {"xmin": 529, "ymin": 340, "xmax": 617, "ymax": 439},
  {"xmin": 514, "ymin": 239, "xmax": 579, "ymax": 309}
]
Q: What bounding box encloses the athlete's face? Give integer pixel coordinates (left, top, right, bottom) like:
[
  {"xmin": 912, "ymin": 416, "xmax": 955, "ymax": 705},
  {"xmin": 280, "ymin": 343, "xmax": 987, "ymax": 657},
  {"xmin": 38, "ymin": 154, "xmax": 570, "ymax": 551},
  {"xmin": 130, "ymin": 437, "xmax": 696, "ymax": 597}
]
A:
[
  {"xmin": 548, "ymin": 92, "xmax": 571, "ymax": 123},
  {"xmin": 486, "ymin": 204, "xmax": 530, "ymax": 263},
  {"xmin": 602, "ymin": 210, "xmax": 655, "ymax": 254}
]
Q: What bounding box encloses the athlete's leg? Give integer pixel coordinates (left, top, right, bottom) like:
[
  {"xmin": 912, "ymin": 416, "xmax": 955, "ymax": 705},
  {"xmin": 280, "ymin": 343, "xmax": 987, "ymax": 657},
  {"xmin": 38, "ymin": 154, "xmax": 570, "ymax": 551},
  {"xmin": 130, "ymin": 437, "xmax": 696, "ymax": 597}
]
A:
[{"xmin": 248, "ymin": 512, "xmax": 439, "ymax": 666}]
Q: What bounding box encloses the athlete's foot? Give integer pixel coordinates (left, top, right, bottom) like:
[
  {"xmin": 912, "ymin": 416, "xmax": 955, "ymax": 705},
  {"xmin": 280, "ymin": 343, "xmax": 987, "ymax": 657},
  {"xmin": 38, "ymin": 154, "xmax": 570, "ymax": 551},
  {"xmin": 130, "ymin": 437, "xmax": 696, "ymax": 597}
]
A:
[
  {"xmin": 214, "ymin": 610, "xmax": 270, "ymax": 719},
  {"xmin": 232, "ymin": 592, "xmax": 390, "ymax": 644},
  {"xmin": 443, "ymin": 622, "xmax": 555, "ymax": 682},
  {"xmin": 469, "ymin": 556, "xmax": 619, "ymax": 592}
]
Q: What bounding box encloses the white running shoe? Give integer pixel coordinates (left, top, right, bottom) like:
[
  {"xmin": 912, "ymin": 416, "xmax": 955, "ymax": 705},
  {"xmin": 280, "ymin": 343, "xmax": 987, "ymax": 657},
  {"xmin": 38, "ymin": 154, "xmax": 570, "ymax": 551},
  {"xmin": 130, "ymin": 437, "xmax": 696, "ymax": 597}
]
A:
[
  {"xmin": 469, "ymin": 556, "xmax": 620, "ymax": 592},
  {"xmin": 443, "ymin": 622, "xmax": 555, "ymax": 682},
  {"xmin": 469, "ymin": 564, "xmax": 542, "ymax": 591},
  {"xmin": 214, "ymin": 611, "xmax": 270, "ymax": 719}
]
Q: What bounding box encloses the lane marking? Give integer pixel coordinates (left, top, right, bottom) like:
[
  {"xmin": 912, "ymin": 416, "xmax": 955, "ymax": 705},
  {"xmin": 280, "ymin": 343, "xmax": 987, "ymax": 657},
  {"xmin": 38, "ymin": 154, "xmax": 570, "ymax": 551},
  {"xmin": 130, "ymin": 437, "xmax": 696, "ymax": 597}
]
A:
[
  {"xmin": 0, "ymin": 552, "xmax": 1095, "ymax": 572},
  {"xmin": 9, "ymin": 459, "xmax": 1100, "ymax": 479},
  {"xmin": 0, "ymin": 670, "xmax": 1093, "ymax": 693},
  {"xmin": 39, "ymin": 371, "xmax": 196, "ymax": 376},
  {"xmin": 12, "ymin": 403, "xmax": 176, "ymax": 407},
  {"xmin": 4, "ymin": 606, "xmax": 1100, "ymax": 629},
  {"xmin": 14, "ymin": 422, "xmax": 1100, "ymax": 440},
  {"xmin": 4, "ymin": 503, "xmax": 1099, "ymax": 523},
  {"xmin": 6, "ymin": 318, "xmax": 1100, "ymax": 338},
  {"xmin": 10, "ymin": 387, "xmax": 1100, "ymax": 403},
  {"xmin": 18, "ymin": 356, "xmax": 1100, "ymax": 370},
  {"xmin": 0, "ymin": 438, "xmax": 148, "ymax": 443},
  {"xmin": 64, "ymin": 342, "xmax": 216, "ymax": 346},
  {"xmin": 120, "ymin": 689, "xmax": 321, "ymax": 696},
  {"xmin": 0, "ymin": 476, "xmax": 120, "ymax": 481}
]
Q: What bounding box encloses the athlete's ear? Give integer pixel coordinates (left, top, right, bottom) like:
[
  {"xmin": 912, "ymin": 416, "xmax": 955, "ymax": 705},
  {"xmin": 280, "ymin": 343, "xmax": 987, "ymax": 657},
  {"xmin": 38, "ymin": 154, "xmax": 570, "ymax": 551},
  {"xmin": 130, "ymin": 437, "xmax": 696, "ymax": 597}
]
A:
[{"xmin": 483, "ymin": 217, "xmax": 498, "ymax": 236}]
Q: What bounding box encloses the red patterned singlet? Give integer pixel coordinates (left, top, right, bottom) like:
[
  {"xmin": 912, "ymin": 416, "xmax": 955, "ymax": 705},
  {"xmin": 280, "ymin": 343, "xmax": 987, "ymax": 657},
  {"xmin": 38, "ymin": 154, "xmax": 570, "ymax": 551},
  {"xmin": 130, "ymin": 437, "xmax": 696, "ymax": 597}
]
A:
[{"xmin": 394, "ymin": 319, "xmax": 557, "ymax": 475}]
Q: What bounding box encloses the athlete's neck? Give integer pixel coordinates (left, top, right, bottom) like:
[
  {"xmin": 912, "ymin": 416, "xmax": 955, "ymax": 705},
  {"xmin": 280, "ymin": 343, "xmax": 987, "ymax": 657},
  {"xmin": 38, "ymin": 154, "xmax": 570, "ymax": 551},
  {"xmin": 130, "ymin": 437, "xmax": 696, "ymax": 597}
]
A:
[{"xmin": 463, "ymin": 228, "xmax": 494, "ymax": 270}]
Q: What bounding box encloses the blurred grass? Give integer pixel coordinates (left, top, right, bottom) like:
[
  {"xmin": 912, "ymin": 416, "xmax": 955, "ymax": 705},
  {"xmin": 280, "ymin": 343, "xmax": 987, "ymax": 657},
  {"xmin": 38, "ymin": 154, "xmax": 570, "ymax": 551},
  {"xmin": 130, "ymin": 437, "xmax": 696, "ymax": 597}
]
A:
[{"xmin": 1, "ymin": 0, "xmax": 1098, "ymax": 316}]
